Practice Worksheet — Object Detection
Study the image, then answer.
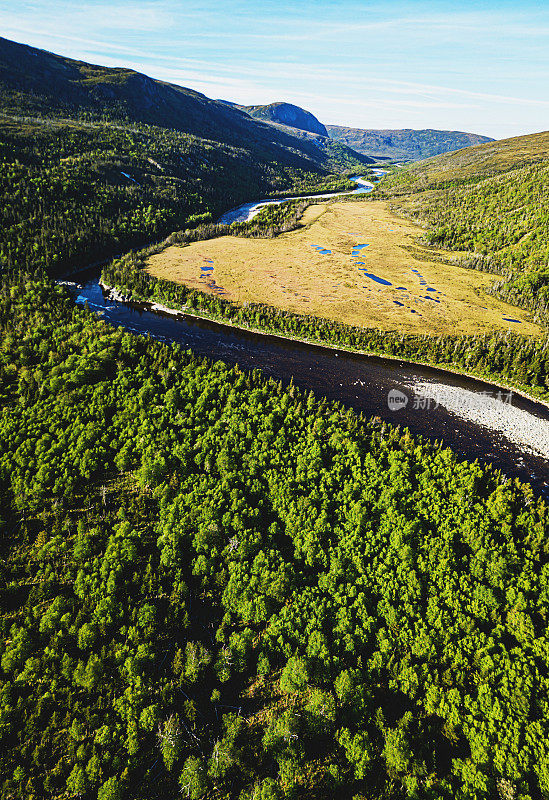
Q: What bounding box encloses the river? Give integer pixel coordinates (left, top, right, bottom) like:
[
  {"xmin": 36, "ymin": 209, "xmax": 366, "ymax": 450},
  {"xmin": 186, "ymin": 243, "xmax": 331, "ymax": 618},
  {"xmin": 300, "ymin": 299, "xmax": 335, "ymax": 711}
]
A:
[
  {"xmin": 72, "ymin": 273, "xmax": 549, "ymax": 499},
  {"xmin": 217, "ymin": 173, "xmax": 378, "ymax": 224},
  {"xmin": 65, "ymin": 173, "xmax": 549, "ymax": 498}
]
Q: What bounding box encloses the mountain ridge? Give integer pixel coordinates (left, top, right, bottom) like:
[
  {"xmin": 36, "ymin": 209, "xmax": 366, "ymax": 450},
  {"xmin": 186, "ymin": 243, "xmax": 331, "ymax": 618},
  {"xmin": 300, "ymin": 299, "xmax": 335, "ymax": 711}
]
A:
[
  {"xmin": 0, "ymin": 36, "xmax": 371, "ymax": 175},
  {"xmin": 217, "ymin": 91, "xmax": 494, "ymax": 161}
]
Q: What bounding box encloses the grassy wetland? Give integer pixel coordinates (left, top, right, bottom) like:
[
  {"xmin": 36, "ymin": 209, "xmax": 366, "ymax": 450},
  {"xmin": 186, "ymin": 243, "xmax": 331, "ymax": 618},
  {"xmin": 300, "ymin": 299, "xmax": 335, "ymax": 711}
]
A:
[{"xmin": 145, "ymin": 199, "xmax": 540, "ymax": 337}]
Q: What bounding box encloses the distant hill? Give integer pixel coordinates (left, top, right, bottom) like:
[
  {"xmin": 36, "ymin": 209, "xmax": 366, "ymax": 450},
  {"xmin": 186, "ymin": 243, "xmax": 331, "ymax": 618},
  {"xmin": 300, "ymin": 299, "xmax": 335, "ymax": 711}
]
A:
[
  {"xmin": 218, "ymin": 98, "xmax": 374, "ymax": 166},
  {"xmin": 244, "ymin": 102, "xmax": 328, "ymax": 137},
  {"xmin": 326, "ymin": 125, "xmax": 494, "ymax": 161},
  {"xmin": 381, "ymin": 130, "xmax": 549, "ymax": 187},
  {"xmin": 379, "ymin": 130, "xmax": 549, "ymax": 318}
]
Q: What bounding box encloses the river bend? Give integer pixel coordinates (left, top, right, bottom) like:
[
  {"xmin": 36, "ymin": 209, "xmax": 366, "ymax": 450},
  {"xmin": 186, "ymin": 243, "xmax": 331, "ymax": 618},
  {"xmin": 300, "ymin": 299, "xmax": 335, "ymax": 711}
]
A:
[{"xmin": 72, "ymin": 274, "xmax": 549, "ymax": 499}]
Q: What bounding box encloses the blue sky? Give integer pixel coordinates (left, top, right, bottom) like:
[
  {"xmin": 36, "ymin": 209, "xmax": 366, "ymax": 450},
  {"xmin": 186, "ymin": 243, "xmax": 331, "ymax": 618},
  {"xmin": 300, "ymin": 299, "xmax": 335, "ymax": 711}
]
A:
[{"xmin": 2, "ymin": 0, "xmax": 549, "ymax": 138}]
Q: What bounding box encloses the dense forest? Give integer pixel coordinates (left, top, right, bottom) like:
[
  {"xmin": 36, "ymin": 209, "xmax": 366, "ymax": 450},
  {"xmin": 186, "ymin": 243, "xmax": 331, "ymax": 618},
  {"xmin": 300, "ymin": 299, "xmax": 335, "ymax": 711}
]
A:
[
  {"xmin": 378, "ymin": 132, "xmax": 549, "ymax": 319},
  {"xmin": 103, "ymin": 251, "xmax": 549, "ymax": 401},
  {"xmin": 2, "ymin": 278, "xmax": 549, "ymax": 800}
]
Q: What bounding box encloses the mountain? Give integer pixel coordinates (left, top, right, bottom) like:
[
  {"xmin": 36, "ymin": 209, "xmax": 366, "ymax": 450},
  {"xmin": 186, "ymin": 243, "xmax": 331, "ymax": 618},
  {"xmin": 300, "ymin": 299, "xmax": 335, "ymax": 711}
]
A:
[
  {"xmin": 244, "ymin": 102, "xmax": 328, "ymax": 136},
  {"xmin": 215, "ymin": 93, "xmax": 492, "ymax": 161},
  {"xmin": 379, "ymin": 130, "xmax": 549, "ymax": 318},
  {"xmin": 0, "ymin": 37, "xmax": 366, "ymax": 174},
  {"xmin": 218, "ymin": 98, "xmax": 374, "ymax": 167},
  {"xmin": 327, "ymin": 125, "xmax": 494, "ymax": 161}
]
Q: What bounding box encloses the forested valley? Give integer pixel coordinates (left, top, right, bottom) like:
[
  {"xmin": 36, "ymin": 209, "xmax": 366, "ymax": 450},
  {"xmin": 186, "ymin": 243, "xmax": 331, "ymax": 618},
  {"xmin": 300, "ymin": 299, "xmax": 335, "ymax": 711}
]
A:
[
  {"xmin": 1, "ymin": 34, "xmax": 549, "ymax": 800},
  {"xmin": 0, "ymin": 37, "xmax": 371, "ymax": 278}
]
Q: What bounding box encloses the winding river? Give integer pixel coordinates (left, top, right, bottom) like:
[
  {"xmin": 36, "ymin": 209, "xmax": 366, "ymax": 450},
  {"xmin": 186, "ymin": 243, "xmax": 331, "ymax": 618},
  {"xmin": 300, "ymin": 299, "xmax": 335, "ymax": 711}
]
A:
[
  {"xmin": 217, "ymin": 174, "xmax": 377, "ymax": 224},
  {"xmin": 70, "ymin": 275, "xmax": 549, "ymax": 499},
  {"xmin": 66, "ymin": 174, "xmax": 549, "ymax": 499}
]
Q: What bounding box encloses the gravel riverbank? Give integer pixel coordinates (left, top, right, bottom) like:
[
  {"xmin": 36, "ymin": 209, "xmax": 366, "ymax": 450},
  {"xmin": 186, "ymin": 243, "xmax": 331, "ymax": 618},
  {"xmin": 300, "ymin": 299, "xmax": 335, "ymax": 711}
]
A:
[{"xmin": 410, "ymin": 380, "xmax": 549, "ymax": 461}]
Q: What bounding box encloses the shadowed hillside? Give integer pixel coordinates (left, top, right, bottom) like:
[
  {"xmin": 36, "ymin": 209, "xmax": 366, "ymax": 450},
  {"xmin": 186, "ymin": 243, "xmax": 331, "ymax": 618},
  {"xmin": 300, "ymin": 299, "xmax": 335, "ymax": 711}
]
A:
[{"xmin": 0, "ymin": 37, "xmax": 365, "ymax": 174}]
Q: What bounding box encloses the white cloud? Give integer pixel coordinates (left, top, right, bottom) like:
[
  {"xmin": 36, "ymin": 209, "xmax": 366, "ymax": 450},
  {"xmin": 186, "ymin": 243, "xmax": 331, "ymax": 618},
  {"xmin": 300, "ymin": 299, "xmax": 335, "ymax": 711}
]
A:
[
  {"xmin": 117, "ymin": 57, "xmax": 549, "ymax": 111},
  {"xmin": 1, "ymin": 1, "xmax": 175, "ymax": 38}
]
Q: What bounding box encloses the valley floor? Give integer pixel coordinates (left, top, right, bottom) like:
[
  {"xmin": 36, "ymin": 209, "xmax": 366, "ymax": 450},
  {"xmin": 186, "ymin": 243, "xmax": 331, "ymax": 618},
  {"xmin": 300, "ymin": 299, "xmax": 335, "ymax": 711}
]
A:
[{"xmin": 145, "ymin": 200, "xmax": 541, "ymax": 337}]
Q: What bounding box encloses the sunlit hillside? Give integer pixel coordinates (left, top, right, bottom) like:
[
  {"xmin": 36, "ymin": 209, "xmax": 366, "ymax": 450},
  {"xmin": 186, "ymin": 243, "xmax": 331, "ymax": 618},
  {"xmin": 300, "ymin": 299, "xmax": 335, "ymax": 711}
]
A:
[{"xmin": 379, "ymin": 131, "xmax": 549, "ymax": 318}]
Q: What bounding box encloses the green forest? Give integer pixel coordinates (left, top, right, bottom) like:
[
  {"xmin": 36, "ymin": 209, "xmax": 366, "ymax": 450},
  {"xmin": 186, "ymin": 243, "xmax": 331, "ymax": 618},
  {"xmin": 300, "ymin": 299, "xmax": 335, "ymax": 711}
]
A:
[{"xmin": 2, "ymin": 279, "xmax": 549, "ymax": 800}]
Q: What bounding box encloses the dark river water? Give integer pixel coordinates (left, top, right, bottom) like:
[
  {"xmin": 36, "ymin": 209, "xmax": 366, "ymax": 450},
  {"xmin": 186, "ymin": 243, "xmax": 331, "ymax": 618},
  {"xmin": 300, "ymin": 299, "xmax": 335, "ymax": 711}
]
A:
[{"xmin": 73, "ymin": 274, "xmax": 549, "ymax": 499}]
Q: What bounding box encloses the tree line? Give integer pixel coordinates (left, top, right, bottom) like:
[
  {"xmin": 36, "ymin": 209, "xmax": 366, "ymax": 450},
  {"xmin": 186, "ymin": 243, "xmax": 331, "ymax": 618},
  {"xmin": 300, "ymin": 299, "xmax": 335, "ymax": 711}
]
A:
[{"xmin": 102, "ymin": 252, "xmax": 549, "ymax": 401}]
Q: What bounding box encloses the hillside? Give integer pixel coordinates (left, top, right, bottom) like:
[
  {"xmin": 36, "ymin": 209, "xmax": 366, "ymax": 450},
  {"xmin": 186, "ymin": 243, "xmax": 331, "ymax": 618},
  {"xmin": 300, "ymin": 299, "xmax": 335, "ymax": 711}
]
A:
[
  {"xmin": 327, "ymin": 125, "xmax": 494, "ymax": 161},
  {"xmin": 244, "ymin": 101, "xmax": 328, "ymax": 136},
  {"xmin": 381, "ymin": 130, "xmax": 549, "ymax": 187},
  {"xmin": 238, "ymin": 120, "xmax": 376, "ymax": 169},
  {"xmin": 0, "ymin": 115, "xmax": 358, "ymax": 277},
  {"xmin": 379, "ymin": 130, "xmax": 549, "ymax": 318},
  {"xmin": 0, "ymin": 37, "xmax": 367, "ymax": 173}
]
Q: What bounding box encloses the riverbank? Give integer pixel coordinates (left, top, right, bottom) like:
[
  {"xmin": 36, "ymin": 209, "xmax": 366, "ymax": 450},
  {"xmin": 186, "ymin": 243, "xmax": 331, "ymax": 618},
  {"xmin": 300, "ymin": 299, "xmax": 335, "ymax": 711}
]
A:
[{"xmin": 98, "ymin": 279, "xmax": 549, "ymax": 410}]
